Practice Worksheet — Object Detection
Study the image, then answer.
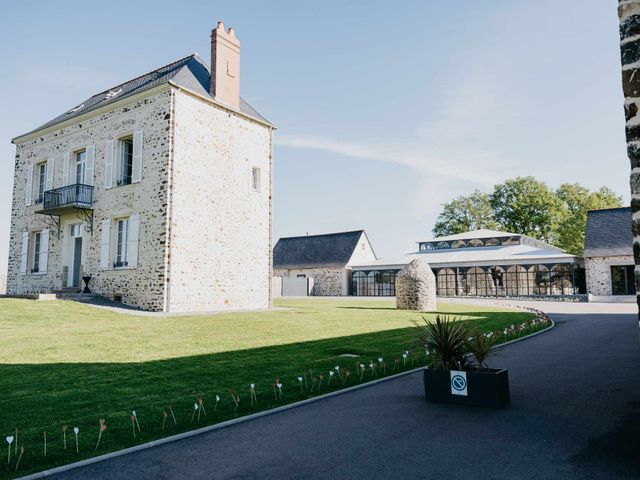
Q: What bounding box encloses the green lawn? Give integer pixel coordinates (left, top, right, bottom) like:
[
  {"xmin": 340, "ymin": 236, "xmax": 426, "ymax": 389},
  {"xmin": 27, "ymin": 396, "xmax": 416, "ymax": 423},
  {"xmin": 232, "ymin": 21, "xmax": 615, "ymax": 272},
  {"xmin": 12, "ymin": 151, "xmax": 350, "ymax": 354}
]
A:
[{"xmin": 0, "ymin": 297, "xmax": 536, "ymax": 478}]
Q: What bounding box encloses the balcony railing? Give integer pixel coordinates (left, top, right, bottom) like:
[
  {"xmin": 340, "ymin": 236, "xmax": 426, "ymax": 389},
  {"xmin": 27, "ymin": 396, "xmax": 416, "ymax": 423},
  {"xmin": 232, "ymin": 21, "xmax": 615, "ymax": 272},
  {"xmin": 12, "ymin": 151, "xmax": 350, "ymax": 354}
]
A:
[{"xmin": 42, "ymin": 184, "xmax": 94, "ymax": 211}]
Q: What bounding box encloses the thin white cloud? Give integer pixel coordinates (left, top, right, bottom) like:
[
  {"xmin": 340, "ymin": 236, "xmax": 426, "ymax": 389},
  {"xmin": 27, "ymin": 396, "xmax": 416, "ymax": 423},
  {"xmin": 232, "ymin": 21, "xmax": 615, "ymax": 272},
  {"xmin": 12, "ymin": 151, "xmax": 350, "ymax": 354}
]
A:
[
  {"xmin": 275, "ymin": 68, "xmax": 525, "ymax": 187},
  {"xmin": 276, "ymin": 134, "xmax": 505, "ymax": 185}
]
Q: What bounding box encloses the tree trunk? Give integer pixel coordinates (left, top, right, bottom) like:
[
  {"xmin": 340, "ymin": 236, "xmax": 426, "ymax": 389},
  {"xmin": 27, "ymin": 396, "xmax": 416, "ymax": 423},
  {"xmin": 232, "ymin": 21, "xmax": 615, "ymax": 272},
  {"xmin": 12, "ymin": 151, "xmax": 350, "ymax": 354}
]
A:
[{"xmin": 619, "ymin": 0, "xmax": 640, "ymax": 320}]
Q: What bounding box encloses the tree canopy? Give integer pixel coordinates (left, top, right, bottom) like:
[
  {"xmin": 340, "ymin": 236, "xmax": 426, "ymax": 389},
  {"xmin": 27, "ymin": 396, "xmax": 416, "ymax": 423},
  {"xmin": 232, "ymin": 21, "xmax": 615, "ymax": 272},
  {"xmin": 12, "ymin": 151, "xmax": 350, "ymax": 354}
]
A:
[{"xmin": 432, "ymin": 177, "xmax": 623, "ymax": 255}]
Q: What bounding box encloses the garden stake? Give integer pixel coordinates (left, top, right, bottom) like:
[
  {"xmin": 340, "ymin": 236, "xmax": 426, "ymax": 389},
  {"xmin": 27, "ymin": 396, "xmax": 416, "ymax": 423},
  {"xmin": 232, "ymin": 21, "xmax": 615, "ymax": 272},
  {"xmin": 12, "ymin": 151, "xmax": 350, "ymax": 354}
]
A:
[
  {"xmin": 297, "ymin": 376, "xmax": 304, "ymax": 393},
  {"xmin": 162, "ymin": 411, "xmax": 168, "ymax": 430},
  {"xmin": 343, "ymin": 370, "xmax": 351, "ymax": 385},
  {"xmin": 168, "ymin": 404, "xmax": 177, "ymax": 424},
  {"xmin": 62, "ymin": 426, "xmax": 68, "ymax": 450},
  {"xmin": 95, "ymin": 419, "xmax": 106, "ymax": 450},
  {"xmin": 131, "ymin": 415, "xmax": 137, "ymax": 437},
  {"xmin": 249, "ymin": 385, "xmax": 257, "ymax": 406},
  {"xmin": 132, "ymin": 410, "xmax": 141, "ymax": 432},
  {"xmin": 359, "ymin": 364, "xmax": 365, "ymax": 380},
  {"xmin": 6, "ymin": 435, "xmax": 13, "ymax": 465},
  {"xmin": 215, "ymin": 395, "xmax": 220, "ymax": 411},
  {"xmin": 228, "ymin": 390, "xmax": 240, "ymax": 412},
  {"xmin": 198, "ymin": 396, "xmax": 207, "ymax": 416},
  {"xmin": 43, "ymin": 431, "xmax": 47, "ymax": 456},
  {"xmin": 318, "ymin": 374, "xmax": 324, "ymax": 390},
  {"xmin": 276, "ymin": 382, "xmax": 283, "ymax": 399},
  {"xmin": 73, "ymin": 427, "xmax": 79, "ymax": 453},
  {"xmin": 272, "ymin": 382, "xmax": 278, "ymax": 401},
  {"xmin": 14, "ymin": 446, "xmax": 23, "ymax": 472},
  {"xmin": 328, "ymin": 371, "xmax": 334, "ymax": 385},
  {"xmin": 191, "ymin": 403, "xmax": 198, "ymax": 422}
]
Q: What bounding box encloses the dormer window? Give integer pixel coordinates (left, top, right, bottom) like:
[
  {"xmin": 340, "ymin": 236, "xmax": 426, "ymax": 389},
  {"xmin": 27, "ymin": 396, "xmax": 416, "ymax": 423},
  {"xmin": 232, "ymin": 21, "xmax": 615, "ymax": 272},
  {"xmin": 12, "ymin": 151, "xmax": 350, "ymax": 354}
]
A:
[
  {"xmin": 105, "ymin": 88, "xmax": 122, "ymax": 99},
  {"xmin": 66, "ymin": 104, "xmax": 84, "ymax": 114}
]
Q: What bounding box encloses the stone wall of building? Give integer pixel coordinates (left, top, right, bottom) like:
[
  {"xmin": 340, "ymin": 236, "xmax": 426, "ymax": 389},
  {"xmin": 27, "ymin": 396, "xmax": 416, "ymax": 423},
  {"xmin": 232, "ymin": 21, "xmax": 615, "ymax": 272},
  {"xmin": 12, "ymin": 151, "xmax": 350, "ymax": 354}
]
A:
[
  {"xmin": 396, "ymin": 258, "xmax": 437, "ymax": 311},
  {"xmin": 7, "ymin": 87, "xmax": 173, "ymax": 311},
  {"xmin": 585, "ymin": 255, "xmax": 634, "ymax": 296},
  {"xmin": 274, "ymin": 267, "xmax": 348, "ymax": 296},
  {"xmin": 167, "ymin": 89, "xmax": 272, "ymax": 312}
]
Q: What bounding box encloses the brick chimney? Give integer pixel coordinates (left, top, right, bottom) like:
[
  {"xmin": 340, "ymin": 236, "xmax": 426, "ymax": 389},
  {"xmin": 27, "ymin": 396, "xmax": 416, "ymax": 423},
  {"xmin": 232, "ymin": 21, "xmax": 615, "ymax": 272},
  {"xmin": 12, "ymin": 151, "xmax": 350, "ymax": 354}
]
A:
[{"xmin": 210, "ymin": 21, "xmax": 240, "ymax": 109}]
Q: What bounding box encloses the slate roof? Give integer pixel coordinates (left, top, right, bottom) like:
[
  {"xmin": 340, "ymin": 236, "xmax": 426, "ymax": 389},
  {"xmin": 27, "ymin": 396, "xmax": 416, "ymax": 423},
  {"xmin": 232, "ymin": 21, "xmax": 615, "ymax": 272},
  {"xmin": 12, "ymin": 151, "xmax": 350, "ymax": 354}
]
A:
[
  {"xmin": 584, "ymin": 207, "xmax": 633, "ymax": 257},
  {"xmin": 13, "ymin": 54, "xmax": 271, "ymax": 142},
  {"xmin": 273, "ymin": 231, "xmax": 367, "ymax": 269}
]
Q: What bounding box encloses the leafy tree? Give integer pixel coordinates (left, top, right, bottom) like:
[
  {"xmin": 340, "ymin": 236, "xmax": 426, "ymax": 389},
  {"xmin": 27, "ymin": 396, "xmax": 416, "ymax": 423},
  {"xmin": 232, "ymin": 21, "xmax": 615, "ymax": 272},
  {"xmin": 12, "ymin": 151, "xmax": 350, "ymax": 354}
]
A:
[
  {"xmin": 490, "ymin": 176, "xmax": 563, "ymax": 243},
  {"xmin": 555, "ymin": 184, "xmax": 622, "ymax": 255},
  {"xmin": 432, "ymin": 190, "xmax": 498, "ymax": 237}
]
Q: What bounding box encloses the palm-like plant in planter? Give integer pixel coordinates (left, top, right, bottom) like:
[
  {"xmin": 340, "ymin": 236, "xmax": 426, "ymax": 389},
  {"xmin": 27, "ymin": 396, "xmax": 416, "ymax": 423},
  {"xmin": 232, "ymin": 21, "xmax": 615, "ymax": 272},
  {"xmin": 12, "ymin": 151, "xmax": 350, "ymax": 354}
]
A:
[
  {"xmin": 415, "ymin": 315, "xmax": 510, "ymax": 408},
  {"xmin": 414, "ymin": 315, "xmax": 469, "ymax": 370}
]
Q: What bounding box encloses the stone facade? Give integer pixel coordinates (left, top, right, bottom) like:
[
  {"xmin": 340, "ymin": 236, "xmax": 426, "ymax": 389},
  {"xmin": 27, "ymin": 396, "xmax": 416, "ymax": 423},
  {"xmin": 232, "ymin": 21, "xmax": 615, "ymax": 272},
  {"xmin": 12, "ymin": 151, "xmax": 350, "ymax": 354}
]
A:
[
  {"xmin": 8, "ymin": 87, "xmax": 173, "ymax": 311},
  {"xmin": 7, "ymin": 85, "xmax": 273, "ymax": 312},
  {"xmin": 274, "ymin": 267, "xmax": 348, "ymax": 296},
  {"xmin": 396, "ymin": 258, "xmax": 437, "ymax": 311},
  {"xmin": 619, "ymin": 2, "xmax": 640, "ymax": 314},
  {"xmin": 167, "ymin": 89, "xmax": 272, "ymax": 312},
  {"xmin": 585, "ymin": 255, "xmax": 634, "ymax": 296}
]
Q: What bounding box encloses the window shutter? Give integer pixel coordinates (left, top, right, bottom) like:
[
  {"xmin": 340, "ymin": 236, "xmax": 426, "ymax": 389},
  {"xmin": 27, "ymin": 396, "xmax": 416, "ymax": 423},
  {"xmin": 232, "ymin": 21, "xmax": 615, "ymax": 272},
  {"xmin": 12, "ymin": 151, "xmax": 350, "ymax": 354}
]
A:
[
  {"xmin": 63, "ymin": 152, "xmax": 70, "ymax": 185},
  {"xmin": 85, "ymin": 145, "xmax": 95, "ymax": 186},
  {"xmin": 25, "ymin": 164, "xmax": 33, "ymax": 206},
  {"xmin": 100, "ymin": 219, "xmax": 111, "ymax": 269},
  {"xmin": 104, "ymin": 140, "xmax": 114, "ymax": 189},
  {"xmin": 20, "ymin": 232, "xmax": 28, "ymax": 274},
  {"xmin": 127, "ymin": 214, "xmax": 140, "ymax": 267},
  {"xmin": 45, "ymin": 158, "xmax": 55, "ymax": 191},
  {"xmin": 132, "ymin": 130, "xmax": 143, "ymax": 183},
  {"xmin": 40, "ymin": 229, "xmax": 49, "ymax": 273}
]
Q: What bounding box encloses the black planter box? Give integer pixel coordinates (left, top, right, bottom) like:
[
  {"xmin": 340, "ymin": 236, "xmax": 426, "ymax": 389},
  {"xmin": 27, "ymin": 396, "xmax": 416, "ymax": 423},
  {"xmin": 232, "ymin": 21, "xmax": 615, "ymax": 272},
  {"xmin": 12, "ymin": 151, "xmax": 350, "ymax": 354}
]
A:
[{"xmin": 423, "ymin": 367, "xmax": 510, "ymax": 408}]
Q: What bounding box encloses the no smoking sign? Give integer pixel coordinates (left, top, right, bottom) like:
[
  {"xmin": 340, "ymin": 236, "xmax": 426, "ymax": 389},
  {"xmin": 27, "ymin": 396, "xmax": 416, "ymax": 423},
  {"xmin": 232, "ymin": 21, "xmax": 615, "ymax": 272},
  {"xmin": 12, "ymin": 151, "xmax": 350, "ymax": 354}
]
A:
[{"xmin": 450, "ymin": 370, "xmax": 468, "ymax": 396}]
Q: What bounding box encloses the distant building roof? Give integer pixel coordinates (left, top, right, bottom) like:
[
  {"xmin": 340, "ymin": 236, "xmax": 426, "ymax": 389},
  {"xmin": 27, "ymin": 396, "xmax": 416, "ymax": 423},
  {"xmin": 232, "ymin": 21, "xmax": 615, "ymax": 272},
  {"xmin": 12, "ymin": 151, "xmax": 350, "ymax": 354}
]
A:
[
  {"xmin": 273, "ymin": 230, "xmax": 367, "ymax": 269},
  {"xmin": 350, "ymin": 243, "xmax": 578, "ymax": 270},
  {"xmin": 13, "ymin": 53, "xmax": 272, "ymax": 142},
  {"xmin": 584, "ymin": 207, "xmax": 632, "ymax": 257},
  {"xmin": 428, "ymin": 229, "xmax": 520, "ymax": 242}
]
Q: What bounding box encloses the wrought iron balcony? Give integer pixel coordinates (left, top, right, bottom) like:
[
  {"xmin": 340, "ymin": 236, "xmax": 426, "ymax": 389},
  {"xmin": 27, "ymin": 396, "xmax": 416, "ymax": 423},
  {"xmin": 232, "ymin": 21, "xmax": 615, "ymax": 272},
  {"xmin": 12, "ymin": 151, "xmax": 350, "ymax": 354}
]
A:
[
  {"xmin": 36, "ymin": 184, "xmax": 95, "ymax": 237},
  {"xmin": 38, "ymin": 184, "xmax": 94, "ymax": 214}
]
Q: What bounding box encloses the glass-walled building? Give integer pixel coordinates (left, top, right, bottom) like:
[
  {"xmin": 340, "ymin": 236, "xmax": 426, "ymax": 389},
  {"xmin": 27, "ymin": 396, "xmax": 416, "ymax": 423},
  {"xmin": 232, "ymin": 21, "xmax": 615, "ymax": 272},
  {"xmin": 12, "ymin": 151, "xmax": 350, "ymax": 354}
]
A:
[{"xmin": 350, "ymin": 229, "xmax": 585, "ymax": 297}]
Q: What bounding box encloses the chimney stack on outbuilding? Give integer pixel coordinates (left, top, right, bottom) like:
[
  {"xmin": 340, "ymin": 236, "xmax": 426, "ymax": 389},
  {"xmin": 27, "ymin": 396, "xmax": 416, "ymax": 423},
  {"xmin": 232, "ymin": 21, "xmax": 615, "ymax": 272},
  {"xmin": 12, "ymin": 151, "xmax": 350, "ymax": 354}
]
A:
[{"xmin": 210, "ymin": 21, "xmax": 241, "ymax": 109}]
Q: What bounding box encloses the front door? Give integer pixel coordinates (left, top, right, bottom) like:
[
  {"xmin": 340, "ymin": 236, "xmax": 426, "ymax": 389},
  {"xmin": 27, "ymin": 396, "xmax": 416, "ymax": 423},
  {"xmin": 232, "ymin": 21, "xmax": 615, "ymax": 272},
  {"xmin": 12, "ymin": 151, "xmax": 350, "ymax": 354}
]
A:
[{"xmin": 72, "ymin": 237, "xmax": 82, "ymax": 288}]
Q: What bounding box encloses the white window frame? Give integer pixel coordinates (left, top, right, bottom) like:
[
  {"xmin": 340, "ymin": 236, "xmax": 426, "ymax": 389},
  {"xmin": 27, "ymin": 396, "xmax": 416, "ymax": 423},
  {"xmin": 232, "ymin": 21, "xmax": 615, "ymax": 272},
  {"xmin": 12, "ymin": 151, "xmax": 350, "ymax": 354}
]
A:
[
  {"xmin": 114, "ymin": 217, "xmax": 129, "ymax": 268},
  {"xmin": 32, "ymin": 231, "xmax": 42, "ymax": 273},
  {"xmin": 75, "ymin": 149, "xmax": 86, "ymax": 185},
  {"xmin": 36, "ymin": 162, "xmax": 47, "ymax": 204},
  {"xmin": 251, "ymin": 166, "xmax": 261, "ymax": 193},
  {"xmin": 117, "ymin": 136, "xmax": 134, "ymax": 187}
]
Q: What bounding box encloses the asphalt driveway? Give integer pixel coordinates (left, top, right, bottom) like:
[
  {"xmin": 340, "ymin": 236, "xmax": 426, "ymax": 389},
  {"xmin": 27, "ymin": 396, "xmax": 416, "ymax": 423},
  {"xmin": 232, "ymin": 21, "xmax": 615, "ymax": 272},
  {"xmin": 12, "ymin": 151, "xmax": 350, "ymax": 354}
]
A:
[{"xmin": 47, "ymin": 302, "xmax": 640, "ymax": 480}]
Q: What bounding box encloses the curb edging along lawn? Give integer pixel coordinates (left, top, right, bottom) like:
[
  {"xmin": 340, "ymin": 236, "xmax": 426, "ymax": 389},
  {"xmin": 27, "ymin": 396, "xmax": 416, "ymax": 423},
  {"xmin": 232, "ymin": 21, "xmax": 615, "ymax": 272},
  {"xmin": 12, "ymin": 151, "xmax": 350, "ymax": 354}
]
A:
[{"xmin": 18, "ymin": 309, "xmax": 555, "ymax": 480}]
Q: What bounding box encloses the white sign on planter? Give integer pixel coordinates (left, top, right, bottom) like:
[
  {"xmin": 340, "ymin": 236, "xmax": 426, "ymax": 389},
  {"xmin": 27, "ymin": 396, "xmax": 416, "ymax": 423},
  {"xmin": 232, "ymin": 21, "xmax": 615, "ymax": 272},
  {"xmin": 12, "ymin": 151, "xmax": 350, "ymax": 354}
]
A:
[{"xmin": 450, "ymin": 370, "xmax": 468, "ymax": 396}]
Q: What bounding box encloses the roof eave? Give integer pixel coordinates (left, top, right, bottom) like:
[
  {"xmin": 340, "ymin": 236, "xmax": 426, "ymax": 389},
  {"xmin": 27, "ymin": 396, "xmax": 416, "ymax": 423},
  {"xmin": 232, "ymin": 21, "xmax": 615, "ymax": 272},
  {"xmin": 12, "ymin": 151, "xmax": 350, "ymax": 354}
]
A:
[{"xmin": 11, "ymin": 83, "xmax": 173, "ymax": 145}]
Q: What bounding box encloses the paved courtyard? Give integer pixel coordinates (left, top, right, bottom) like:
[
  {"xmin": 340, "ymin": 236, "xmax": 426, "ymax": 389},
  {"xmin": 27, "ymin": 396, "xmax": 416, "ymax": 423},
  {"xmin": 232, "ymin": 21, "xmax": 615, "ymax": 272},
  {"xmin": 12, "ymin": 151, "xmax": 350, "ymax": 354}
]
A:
[{"xmin": 48, "ymin": 301, "xmax": 640, "ymax": 480}]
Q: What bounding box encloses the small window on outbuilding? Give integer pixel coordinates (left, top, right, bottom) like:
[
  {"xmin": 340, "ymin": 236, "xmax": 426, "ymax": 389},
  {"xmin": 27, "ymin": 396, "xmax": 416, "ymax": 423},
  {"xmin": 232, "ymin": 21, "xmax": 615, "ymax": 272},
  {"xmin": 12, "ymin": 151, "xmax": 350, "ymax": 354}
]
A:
[{"xmin": 251, "ymin": 167, "xmax": 261, "ymax": 193}]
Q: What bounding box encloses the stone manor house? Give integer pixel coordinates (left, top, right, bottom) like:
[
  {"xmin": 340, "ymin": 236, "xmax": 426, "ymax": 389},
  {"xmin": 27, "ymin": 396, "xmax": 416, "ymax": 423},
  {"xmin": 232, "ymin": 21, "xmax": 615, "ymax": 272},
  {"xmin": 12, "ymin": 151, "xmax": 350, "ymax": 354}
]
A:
[{"xmin": 7, "ymin": 22, "xmax": 274, "ymax": 312}]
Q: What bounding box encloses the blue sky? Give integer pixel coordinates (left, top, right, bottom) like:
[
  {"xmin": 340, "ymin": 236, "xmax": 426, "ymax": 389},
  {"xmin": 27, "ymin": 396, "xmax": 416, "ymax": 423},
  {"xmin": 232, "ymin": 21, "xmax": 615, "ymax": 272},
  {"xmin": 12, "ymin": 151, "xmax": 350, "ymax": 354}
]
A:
[{"xmin": 0, "ymin": 0, "xmax": 628, "ymax": 273}]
